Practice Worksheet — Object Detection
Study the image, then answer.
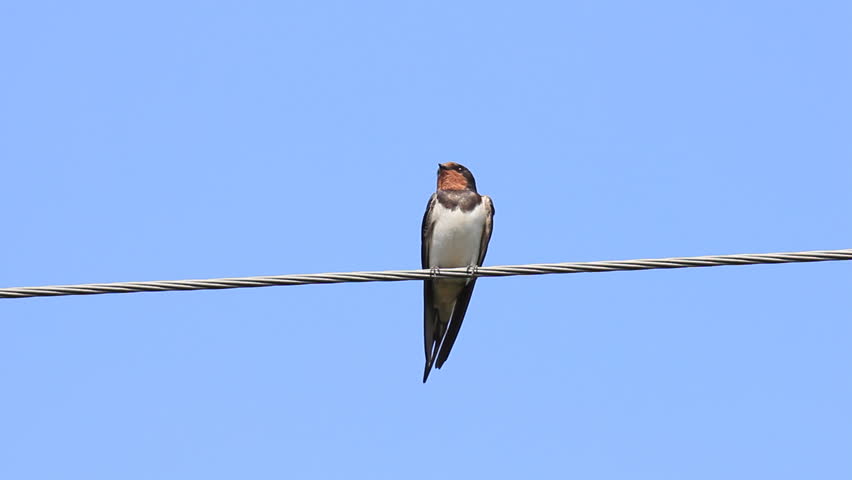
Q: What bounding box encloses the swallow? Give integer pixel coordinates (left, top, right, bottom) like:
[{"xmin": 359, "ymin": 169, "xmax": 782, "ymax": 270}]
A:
[{"xmin": 421, "ymin": 162, "xmax": 494, "ymax": 382}]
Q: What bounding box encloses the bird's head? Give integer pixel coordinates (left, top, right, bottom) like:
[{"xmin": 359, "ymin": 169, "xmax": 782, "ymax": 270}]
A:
[{"xmin": 437, "ymin": 162, "xmax": 477, "ymax": 192}]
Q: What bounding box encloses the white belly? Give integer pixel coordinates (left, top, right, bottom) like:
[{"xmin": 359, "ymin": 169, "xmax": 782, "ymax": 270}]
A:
[{"xmin": 428, "ymin": 201, "xmax": 487, "ymax": 268}]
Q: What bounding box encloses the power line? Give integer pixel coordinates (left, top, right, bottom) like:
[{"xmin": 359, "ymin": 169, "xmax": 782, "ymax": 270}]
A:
[{"xmin": 2, "ymin": 249, "xmax": 849, "ymax": 300}]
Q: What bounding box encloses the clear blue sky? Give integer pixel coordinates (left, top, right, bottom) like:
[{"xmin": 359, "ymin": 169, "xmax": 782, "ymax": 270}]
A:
[{"xmin": 2, "ymin": 1, "xmax": 850, "ymax": 478}]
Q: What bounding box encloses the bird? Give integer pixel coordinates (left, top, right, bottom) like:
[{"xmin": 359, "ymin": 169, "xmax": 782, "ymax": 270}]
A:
[{"xmin": 421, "ymin": 162, "xmax": 494, "ymax": 383}]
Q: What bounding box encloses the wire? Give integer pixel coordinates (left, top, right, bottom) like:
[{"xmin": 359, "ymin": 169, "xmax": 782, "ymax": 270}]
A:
[{"xmin": 2, "ymin": 248, "xmax": 849, "ymax": 300}]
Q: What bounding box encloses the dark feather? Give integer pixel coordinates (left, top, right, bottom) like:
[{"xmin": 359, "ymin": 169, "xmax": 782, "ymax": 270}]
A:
[
  {"xmin": 421, "ymin": 193, "xmax": 437, "ymax": 269},
  {"xmin": 435, "ymin": 279, "xmax": 478, "ymax": 369},
  {"xmin": 422, "ymin": 280, "xmax": 438, "ymax": 382},
  {"xmin": 421, "ymin": 194, "xmax": 439, "ymax": 382}
]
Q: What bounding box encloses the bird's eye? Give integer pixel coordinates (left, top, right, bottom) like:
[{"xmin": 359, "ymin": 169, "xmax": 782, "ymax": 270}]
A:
[{"xmin": 456, "ymin": 166, "xmax": 464, "ymax": 172}]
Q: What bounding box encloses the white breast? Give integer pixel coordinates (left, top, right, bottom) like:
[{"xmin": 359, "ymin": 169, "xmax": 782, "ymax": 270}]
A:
[{"xmin": 428, "ymin": 201, "xmax": 488, "ymax": 269}]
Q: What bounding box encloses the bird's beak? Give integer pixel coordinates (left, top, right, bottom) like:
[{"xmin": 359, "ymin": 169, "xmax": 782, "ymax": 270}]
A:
[{"xmin": 438, "ymin": 163, "xmax": 446, "ymax": 170}]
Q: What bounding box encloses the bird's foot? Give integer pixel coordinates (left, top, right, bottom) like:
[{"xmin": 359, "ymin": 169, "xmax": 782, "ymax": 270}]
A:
[
  {"xmin": 429, "ymin": 266, "xmax": 440, "ymax": 278},
  {"xmin": 466, "ymin": 265, "xmax": 479, "ymax": 277}
]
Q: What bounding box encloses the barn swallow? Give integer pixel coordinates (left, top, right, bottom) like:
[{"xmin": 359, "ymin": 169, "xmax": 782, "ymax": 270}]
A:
[{"xmin": 421, "ymin": 162, "xmax": 494, "ymax": 382}]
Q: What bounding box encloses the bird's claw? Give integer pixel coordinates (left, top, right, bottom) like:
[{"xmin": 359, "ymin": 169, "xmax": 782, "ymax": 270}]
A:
[
  {"xmin": 429, "ymin": 266, "xmax": 440, "ymax": 278},
  {"xmin": 466, "ymin": 265, "xmax": 479, "ymax": 277}
]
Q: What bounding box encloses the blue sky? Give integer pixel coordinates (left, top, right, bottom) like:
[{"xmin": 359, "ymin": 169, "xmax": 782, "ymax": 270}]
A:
[{"xmin": 2, "ymin": 1, "xmax": 850, "ymax": 478}]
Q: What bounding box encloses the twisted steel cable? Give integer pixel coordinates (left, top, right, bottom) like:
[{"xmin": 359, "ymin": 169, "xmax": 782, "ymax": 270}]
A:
[{"xmin": 1, "ymin": 249, "xmax": 849, "ymax": 299}]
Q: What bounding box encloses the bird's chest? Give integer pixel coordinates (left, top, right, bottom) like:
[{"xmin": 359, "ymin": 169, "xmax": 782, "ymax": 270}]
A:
[{"xmin": 428, "ymin": 203, "xmax": 487, "ymax": 268}]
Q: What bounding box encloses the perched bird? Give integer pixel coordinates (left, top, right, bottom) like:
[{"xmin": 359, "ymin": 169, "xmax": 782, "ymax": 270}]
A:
[{"xmin": 421, "ymin": 162, "xmax": 494, "ymax": 382}]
